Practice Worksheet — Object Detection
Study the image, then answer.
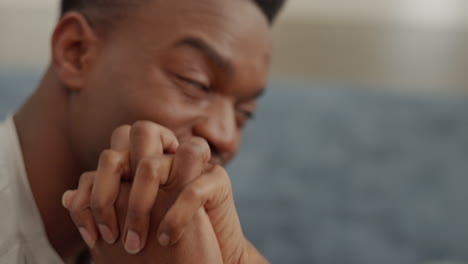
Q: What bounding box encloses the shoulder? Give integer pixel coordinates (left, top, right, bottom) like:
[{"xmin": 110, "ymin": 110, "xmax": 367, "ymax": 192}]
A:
[
  {"xmin": 0, "ymin": 117, "xmax": 64, "ymax": 263},
  {"xmin": 0, "ymin": 162, "xmax": 20, "ymax": 260},
  {"xmin": 0, "ymin": 117, "xmax": 15, "ymax": 201},
  {"xmin": 0, "ymin": 117, "xmax": 23, "ymax": 258}
]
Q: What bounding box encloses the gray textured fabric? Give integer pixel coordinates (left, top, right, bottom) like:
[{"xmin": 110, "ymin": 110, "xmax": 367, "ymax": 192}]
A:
[{"xmin": 1, "ymin": 70, "xmax": 468, "ymax": 264}]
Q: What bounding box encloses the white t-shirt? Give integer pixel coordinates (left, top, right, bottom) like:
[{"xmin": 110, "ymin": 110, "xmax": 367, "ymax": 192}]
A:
[{"xmin": 0, "ymin": 116, "xmax": 63, "ymax": 263}]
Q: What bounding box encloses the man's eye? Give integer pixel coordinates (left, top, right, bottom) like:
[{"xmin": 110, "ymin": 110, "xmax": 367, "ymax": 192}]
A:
[
  {"xmin": 235, "ymin": 109, "xmax": 255, "ymax": 128},
  {"xmin": 238, "ymin": 110, "xmax": 255, "ymax": 120},
  {"xmin": 176, "ymin": 75, "xmax": 210, "ymax": 93}
]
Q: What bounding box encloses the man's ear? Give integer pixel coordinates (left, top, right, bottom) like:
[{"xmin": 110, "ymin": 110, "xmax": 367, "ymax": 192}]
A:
[{"xmin": 51, "ymin": 12, "xmax": 100, "ymax": 92}]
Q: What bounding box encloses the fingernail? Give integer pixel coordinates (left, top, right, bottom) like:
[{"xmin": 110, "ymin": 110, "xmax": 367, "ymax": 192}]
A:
[
  {"xmin": 158, "ymin": 232, "xmax": 170, "ymax": 247},
  {"xmin": 98, "ymin": 224, "xmax": 115, "ymax": 244},
  {"xmin": 79, "ymin": 227, "xmax": 96, "ymax": 249},
  {"xmin": 61, "ymin": 190, "xmax": 72, "ymax": 209},
  {"xmin": 125, "ymin": 229, "xmax": 141, "ymax": 254}
]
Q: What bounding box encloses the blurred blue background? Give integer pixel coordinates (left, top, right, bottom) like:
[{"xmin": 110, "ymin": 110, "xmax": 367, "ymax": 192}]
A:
[
  {"xmin": 230, "ymin": 85, "xmax": 468, "ymax": 264},
  {"xmin": 3, "ymin": 1, "xmax": 468, "ymax": 264}
]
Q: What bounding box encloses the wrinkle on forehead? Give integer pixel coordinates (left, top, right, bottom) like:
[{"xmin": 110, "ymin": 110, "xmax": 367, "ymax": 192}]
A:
[
  {"xmin": 175, "ymin": 0, "xmax": 271, "ymax": 61},
  {"xmin": 131, "ymin": 0, "xmax": 270, "ymax": 41},
  {"xmin": 123, "ymin": 0, "xmax": 271, "ymax": 64}
]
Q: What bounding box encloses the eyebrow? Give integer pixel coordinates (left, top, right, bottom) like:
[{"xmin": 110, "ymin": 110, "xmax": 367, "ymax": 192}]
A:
[
  {"xmin": 174, "ymin": 36, "xmax": 234, "ymax": 74},
  {"xmin": 174, "ymin": 36, "xmax": 265, "ymax": 102}
]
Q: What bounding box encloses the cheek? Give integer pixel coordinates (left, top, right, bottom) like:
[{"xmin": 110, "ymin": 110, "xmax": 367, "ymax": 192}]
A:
[
  {"xmin": 120, "ymin": 68, "xmax": 205, "ymax": 132},
  {"xmin": 93, "ymin": 42, "xmax": 207, "ymax": 130}
]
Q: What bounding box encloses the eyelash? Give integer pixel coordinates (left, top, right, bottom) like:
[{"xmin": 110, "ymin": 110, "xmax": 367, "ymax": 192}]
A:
[
  {"xmin": 176, "ymin": 75, "xmax": 211, "ymax": 93},
  {"xmin": 175, "ymin": 74, "xmax": 255, "ymax": 122},
  {"xmin": 238, "ymin": 109, "xmax": 255, "ymax": 120}
]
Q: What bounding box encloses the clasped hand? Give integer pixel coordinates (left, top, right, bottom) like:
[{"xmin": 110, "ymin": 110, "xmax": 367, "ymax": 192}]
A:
[{"xmin": 62, "ymin": 121, "xmax": 256, "ymax": 263}]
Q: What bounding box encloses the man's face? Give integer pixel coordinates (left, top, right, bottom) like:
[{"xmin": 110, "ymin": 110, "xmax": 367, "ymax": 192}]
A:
[{"xmin": 66, "ymin": 0, "xmax": 272, "ymax": 169}]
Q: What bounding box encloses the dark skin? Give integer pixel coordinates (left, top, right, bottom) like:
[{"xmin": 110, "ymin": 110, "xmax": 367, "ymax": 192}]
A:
[
  {"xmin": 14, "ymin": 0, "xmax": 271, "ymax": 262},
  {"xmin": 63, "ymin": 125, "xmax": 254, "ymax": 263}
]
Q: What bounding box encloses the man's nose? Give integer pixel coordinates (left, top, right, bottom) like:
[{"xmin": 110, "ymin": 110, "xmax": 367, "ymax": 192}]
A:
[{"xmin": 192, "ymin": 99, "xmax": 239, "ymax": 161}]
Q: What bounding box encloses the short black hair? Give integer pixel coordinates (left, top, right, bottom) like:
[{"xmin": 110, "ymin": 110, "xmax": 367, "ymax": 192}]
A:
[
  {"xmin": 251, "ymin": 0, "xmax": 286, "ymax": 23},
  {"xmin": 60, "ymin": 0, "xmax": 286, "ymax": 25}
]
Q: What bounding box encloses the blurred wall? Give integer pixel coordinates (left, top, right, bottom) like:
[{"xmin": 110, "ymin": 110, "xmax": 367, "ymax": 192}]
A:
[
  {"xmin": 0, "ymin": 1, "xmax": 56, "ymax": 70},
  {"xmin": 1, "ymin": 0, "xmax": 468, "ymax": 92},
  {"xmin": 272, "ymin": 0, "xmax": 468, "ymax": 93}
]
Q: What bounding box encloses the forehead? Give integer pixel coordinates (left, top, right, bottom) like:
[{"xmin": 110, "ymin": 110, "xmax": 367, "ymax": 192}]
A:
[
  {"xmin": 113, "ymin": 0, "xmax": 272, "ymax": 78},
  {"xmin": 127, "ymin": 0, "xmax": 271, "ymax": 44}
]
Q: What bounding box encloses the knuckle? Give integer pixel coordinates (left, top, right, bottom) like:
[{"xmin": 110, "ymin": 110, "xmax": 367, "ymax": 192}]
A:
[
  {"xmin": 114, "ymin": 124, "xmax": 132, "ymax": 134},
  {"xmin": 179, "ymin": 137, "xmax": 211, "ymax": 161},
  {"xmin": 79, "ymin": 171, "xmax": 94, "ymax": 185},
  {"xmin": 98, "ymin": 150, "xmax": 120, "ymax": 168},
  {"xmin": 69, "ymin": 201, "xmax": 81, "ymax": 216},
  {"xmin": 137, "ymin": 157, "xmax": 153, "ymax": 172},
  {"xmin": 111, "ymin": 125, "xmax": 131, "ymax": 142},
  {"xmin": 187, "ymin": 137, "xmax": 210, "ymax": 152},
  {"xmin": 183, "ymin": 185, "xmax": 204, "ymax": 202},
  {"xmin": 111, "ymin": 125, "xmax": 131, "ymax": 138},
  {"xmin": 89, "ymin": 197, "xmax": 110, "ymax": 217},
  {"xmin": 137, "ymin": 159, "xmax": 157, "ymax": 179},
  {"xmin": 161, "ymin": 127, "xmax": 177, "ymax": 140},
  {"xmin": 213, "ymin": 165, "xmax": 232, "ymax": 188},
  {"xmin": 132, "ymin": 121, "xmax": 159, "ymax": 138}
]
